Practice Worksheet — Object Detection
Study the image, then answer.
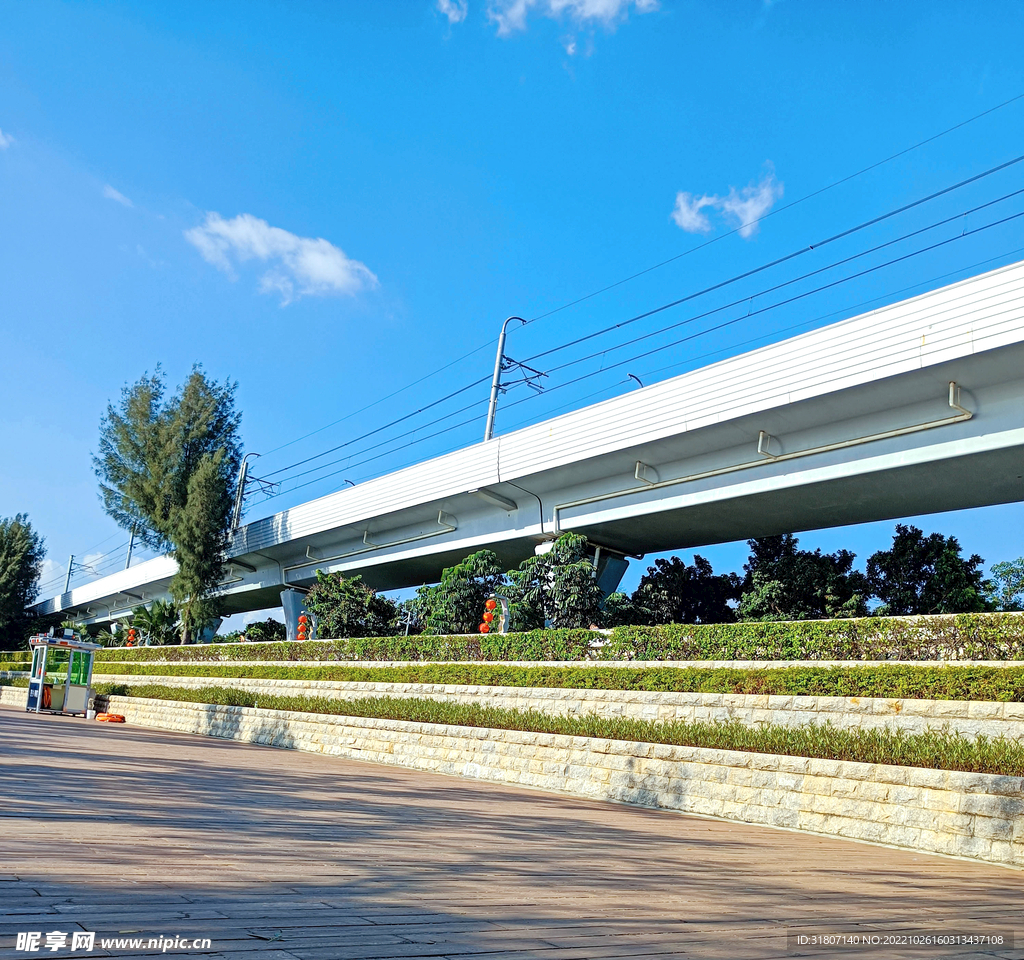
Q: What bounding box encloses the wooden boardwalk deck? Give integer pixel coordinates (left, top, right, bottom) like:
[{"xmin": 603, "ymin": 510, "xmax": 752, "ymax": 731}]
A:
[{"xmin": 1, "ymin": 704, "xmax": 1021, "ymax": 959}]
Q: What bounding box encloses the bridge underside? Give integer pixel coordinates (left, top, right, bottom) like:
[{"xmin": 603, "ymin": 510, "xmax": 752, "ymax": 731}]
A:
[
  {"xmin": 158, "ymin": 352, "xmax": 1024, "ymax": 621},
  {"xmin": 34, "ymin": 258, "xmax": 1024, "ymax": 627}
]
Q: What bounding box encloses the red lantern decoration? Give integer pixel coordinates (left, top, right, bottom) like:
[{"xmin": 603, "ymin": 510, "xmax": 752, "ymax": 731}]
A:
[
  {"xmin": 485, "ymin": 599, "xmax": 497, "ymax": 611},
  {"xmin": 483, "ymin": 611, "xmax": 494, "ymax": 623},
  {"xmin": 479, "ymin": 623, "xmax": 489, "ymax": 634}
]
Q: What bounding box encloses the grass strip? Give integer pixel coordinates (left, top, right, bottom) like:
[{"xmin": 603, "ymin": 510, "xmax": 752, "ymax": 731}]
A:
[
  {"xmin": 92, "ymin": 682, "xmax": 1024, "ymax": 777},
  {"xmin": 89, "ymin": 662, "xmax": 1024, "ymax": 701}
]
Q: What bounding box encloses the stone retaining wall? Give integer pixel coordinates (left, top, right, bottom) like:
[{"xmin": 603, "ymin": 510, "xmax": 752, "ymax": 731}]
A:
[
  {"xmin": 93, "ymin": 672, "xmax": 1024, "ymax": 740},
  {"xmin": 1, "ymin": 685, "xmax": 23, "ymax": 706},
  {"xmin": 97, "ymin": 693, "xmax": 1024, "ymax": 870}
]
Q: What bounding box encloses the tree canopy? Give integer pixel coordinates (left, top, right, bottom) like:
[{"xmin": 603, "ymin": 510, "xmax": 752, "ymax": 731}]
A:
[
  {"xmin": 989, "ymin": 559, "xmax": 1024, "ymax": 611},
  {"xmin": 0, "ymin": 514, "xmax": 45, "ymax": 648},
  {"xmin": 866, "ymin": 524, "xmax": 992, "ymax": 615},
  {"xmin": 738, "ymin": 534, "xmax": 869, "ymax": 621},
  {"xmin": 507, "ymin": 532, "xmax": 604, "ymax": 629},
  {"xmin": 415, "ymin": 549, "xmax": 507, "ymax": 635},
  {"xmin": 94, "ymin": 366, "xmax": 242, "ymax": 642},
  {"xmin": 304, "ymin": 571, "xmax": 399, "ymax": 639},
  {"xmin": 610, "ymin": 555, "xmax": 740, "ymax": 626}
]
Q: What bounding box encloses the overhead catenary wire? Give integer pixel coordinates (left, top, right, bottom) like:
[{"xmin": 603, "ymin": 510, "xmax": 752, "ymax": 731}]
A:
[
  {"xmin": 497, "ymin": 208, "xmax": 1024, "ymax": 418},
  {"xmin": 501, "ymin": 244, "xmax": 1024, "ymax": 431},
  {"xmin": 251, "ymin": 93, "xmax": 1024, "ymax": 477},
  {"xmin": 255, "ymin": 214, "xmax": 1024, "ymax": 506},
  {"xmin": 525, "ymin": 90, "xmax": 1024, "ymax": 325},
  {"xmin": 39, "ymin": 538, "xmax": 134, "ymax": 593},
  {"xmin": 259, "ymin": 396, "xmax": 491, "ymax": 492},
  {"xmin": 257, "ymin": 158, "xmax": 1024, "ymax": 493},
  {"xmin": 334, "ymin": 241, "xmax": 1024, "ymax": 485},
  {"xmin": 258, "ymin": 186, "xmax": 1024, "ymax": 495},
  {"xmin": 261, "ymin": 341, "xmax": 493, "ymax": 458},
  {"xmin": 528, "ymin": 186, "xmax": 1024, "ymax": 382},
  {"xmin": 521, "ymin": 154, "xmax": 1024, "ymax": 366},
  {"xmin": 255, "ymin": 405, "xmax": 491, "ymax": 502},
  {"xmin": 261, "ymin": 374, "xmax": 491, "ymax": 479}
]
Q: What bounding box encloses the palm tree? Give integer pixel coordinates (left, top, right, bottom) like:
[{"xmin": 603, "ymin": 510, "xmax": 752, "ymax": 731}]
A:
[{"xmin": 130, "ymin": 600, "xmax": 179, "ymax": 646}]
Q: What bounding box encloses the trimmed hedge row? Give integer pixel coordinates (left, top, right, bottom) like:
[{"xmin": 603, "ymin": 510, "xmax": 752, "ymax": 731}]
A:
[
  {"xmin": 91, "ymin": 684, "xmax": 1024, "ymax": 776},
  {"xmin": 0, "ymin": 653, "xmax": 31, "ymax": 664},
  {"xmin": 85, "ymin": 629, "xmax": 597, "ymax": 663},
  {"xmin": 605, "ymin": 614, "xmax": 1024, "ymax": 661},
  {"xmin": 90, "ymin": 662, "xmax": 1024, "ymax": 702},
  {"xmin": 4, "ymin": 612, "xmax": 1023, "ymax": 665}
]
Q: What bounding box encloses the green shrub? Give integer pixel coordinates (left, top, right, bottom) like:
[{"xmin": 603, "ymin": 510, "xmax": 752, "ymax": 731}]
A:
[
  {"xmin": 0, "ymin": 651, "xmax": 32, "ymax": 663},
  {"xmin": 304, "ymin": 572, "xmax": 399, "ymax": 638},
  {"xmin": 604, "ymin": 613, "xmax": 1024, "ymax": 661},
  {"xmin": 92, "ymin": 628, "xmax": 596, "ymax": 663},
  {"xmin": 417, "ymin": 550, "xmax": 507, "ymax": 635},
  {"xmin": 93, "ymin": 684, "xmax": 1024, "ymax": 776},
  {"xmin": 75, "ymin": 612, "xmax": 1024, "ymax": 664},
  {"xmin": 91, "ymin": 662, "xmax": 1024, "ymax": 702},
  {"xmin": 506, "ymin": 533, "xmax": 603, "ymax": 629}
]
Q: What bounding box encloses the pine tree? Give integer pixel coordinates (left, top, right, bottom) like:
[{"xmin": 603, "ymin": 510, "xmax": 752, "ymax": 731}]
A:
[
  {"xmin": 0, "ymin": 514, "xmax": 45, "ymax": 648},
  {"xmin": 94, "ymin": 366, "xmax": 242, "ymax": 643}
]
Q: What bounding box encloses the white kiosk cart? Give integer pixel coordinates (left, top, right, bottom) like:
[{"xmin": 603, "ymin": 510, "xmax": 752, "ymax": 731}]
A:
[{"xmin": 26, "ymin": 630, "xmax": 102, "ymax": 716}]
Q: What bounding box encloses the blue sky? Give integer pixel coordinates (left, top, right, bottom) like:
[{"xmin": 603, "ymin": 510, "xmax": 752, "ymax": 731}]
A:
[{"xmin": 2, "ymin": 0, "xmax": 1023, "ymax": 623}]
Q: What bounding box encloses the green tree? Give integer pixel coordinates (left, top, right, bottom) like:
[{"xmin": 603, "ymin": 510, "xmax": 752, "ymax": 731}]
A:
[
  {"xmin": 738, "ymin": 534, "xmax": 869, "ymax": 621},
  {"xmin": 243, "ymin": 618, "xmax": 288, "ymax": 643},
  {"xmin": 507, "ymin": 533, "xmax": 603, "ymax": 629},
  {"xmin": 304, "ymin": 572, "xmax": 399, "ymax": 638},
  {"xmin": 416, "ymin": 550, "xmax": 507, "ymax": 635},
  {"xmin": 989, "ymin": 559, "xmax": 1024, "ymax": 611},
  {"xmin": 94, "ymin": 366, "xmax": 242, "ymax": 643},
  {"xmin": 600, "ymin": 591, "xmax": 637, "ymax": 627},
  {"xmin": 866, "ymin": 524, "xmax": 992, "ymax": 615},
  {"xmin": 130, "ymin": 599, "xmax": 179, "ymax": 646},
  {"xmin": 630, "ymin": 555, "xmax": 740, "ymax": 625},
  {"xmin": 0, "ymin": 514, "xmax": 46, "ymax": 648}
]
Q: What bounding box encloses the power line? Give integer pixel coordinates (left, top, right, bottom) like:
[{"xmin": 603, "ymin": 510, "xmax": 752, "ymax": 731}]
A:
[
  {"xmin": 261, "ymin": 340, "xmax": 493, "ymax": 458},
  {"xmin": 522, "ymin": 155, "xmax": 1024, "ymax": 366},
  {"xmin": 250, "ymin": 92, "xmax": 1024, "ymax": 477},
  {"xmin": 257, "ymin": 405, "xmax": 489, "ymax": 502},
  {"xmin": 258, "ymin": 156, "xmax": 1024, "ymax": 494},
  {"xmin": 261, "ymin": 396, "xmax": 490, "ymax": 493},
  {"xmin": 498, "ymin": 208, "xmax": 1024, "ymax": 418},
  {"xmin": 525, "ymin": 90, "xmax": 1024, "ymax": 325},
  {"xmin": 502, "ymin": 244, "xmax": 1024, "ymax": 432},
  {"xmin": 262, "ymin": 374, "xmax": 491, "ymax": 479},
  {"xmin": 534, "ymin": 187, "xmax": 1024, "ymax": 382},
  {"xmin": 253, "ymin": 215, "xmax": 1024, "ymax": 509}
]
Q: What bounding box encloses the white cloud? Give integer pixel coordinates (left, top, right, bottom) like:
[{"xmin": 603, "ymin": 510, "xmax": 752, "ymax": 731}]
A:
[
  {"xmin": 184, "ymin": 212, "xmax": 378, "ymax": 305},
  {"xmin": 0, "ymin": 128, "xmax": 14, "ymax": 149},
  {"xmin": 670, "ymin": 169, "xmax": 784, "ymax": 239},
  {"xmin": 720, "ymin": 171, "xmax": 784, "ymax": 237},
  {"xmin": 488, "ymin": 0, "xmax": 656, "ymax": 36},
  {"xmin": 671, "ymin": 192, "xmax": 718, "ymax": 234},
  {"xmin": 36, "ymin": 558, "xmax": 62, "ymax": 593},
  {"xmin": 77, "ymin": 552, "xmax": 108, "ymax": 576},
  {"xmin": 103, "ymin": 184, "xmax": 134, "ymax": 207},
  {"xmin": 437, "ymin": 0, "xmax": 469, "ymax": 24}
]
